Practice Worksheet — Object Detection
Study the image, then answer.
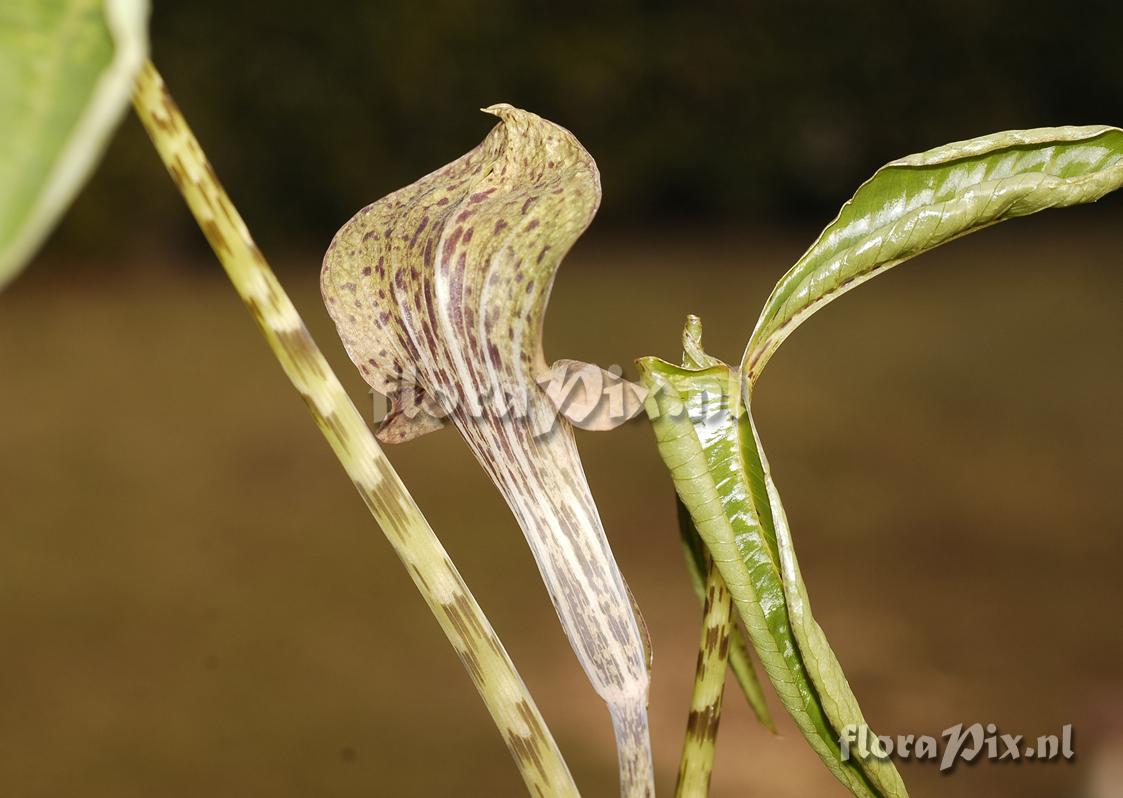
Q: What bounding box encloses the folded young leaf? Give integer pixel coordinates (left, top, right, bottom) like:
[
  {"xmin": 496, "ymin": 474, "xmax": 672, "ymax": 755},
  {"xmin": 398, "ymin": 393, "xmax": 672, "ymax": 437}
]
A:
[
  {"xmin": 639, "ymin": 320, "xmax": 907, "ymax": 798},
  {"xmin": 0, "ymin": 0, "xmax": 149, "ymax": 289},
  {"xmin": 675, "ymin": 319, "xmax": 773, "ymax": 733},
  {"xmin": 323, "ymin": 106, "xmax": 653, "ymax": 796},
  {"xmin": 673, "ymin": 318, "xmax": 772, "ymax": 736},
  {"xmin": 645, "ymin": 125, "xmax": 1123, "ymax": 797},
  {"xmin": 743, "ymin": 126, "xmax": 1123, "ymax": 385},
  {"xmin": 676, "ymin": 498, "xmax": 774, "ymax": 733}
]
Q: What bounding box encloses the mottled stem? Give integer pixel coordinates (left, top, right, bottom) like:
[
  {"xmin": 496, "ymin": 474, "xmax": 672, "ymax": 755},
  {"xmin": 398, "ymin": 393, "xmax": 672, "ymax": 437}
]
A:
[
  {"xmin": 131, "ymin": 60, "xmax": 578, "ymax": 798},
  {"xmin": 676, "ymin": 557, "xmax": 732, "ymax": 798},
  {"xmin": 610, "ymin": 700, "xmax": 656, "ymax": 798}
]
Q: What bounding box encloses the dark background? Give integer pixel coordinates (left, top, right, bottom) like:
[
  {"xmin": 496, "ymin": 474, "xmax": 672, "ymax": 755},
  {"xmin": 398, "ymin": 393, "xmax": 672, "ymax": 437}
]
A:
[
  {"xmin": 53, "ymin": 0, "xmax": 1123, "ymax": 256},
  {"xmin": 3, "ymin": 2, "xmax": 1123, "ymax": 797}
]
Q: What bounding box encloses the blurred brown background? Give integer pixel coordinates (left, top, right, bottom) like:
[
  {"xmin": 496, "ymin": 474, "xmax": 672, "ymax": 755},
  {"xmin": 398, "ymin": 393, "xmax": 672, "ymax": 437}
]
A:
[{"xmin": 3, "ymin": 1, "xmax": 1123, "ymax": 796}]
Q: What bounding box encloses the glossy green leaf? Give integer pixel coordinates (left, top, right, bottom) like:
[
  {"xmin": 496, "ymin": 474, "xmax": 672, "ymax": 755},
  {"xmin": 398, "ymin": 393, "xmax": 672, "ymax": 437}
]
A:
[
  {"xmin": 676, "ymin": 317, "xmax": 774, "ymax": 731},
  {"xmin": 0, "ymin": 0, "xmax": 149, "ymax": 289},
  {"xmin": 646, "ymin": 126, "xmax": 1123, "ymax": 796},
  {"xmin": 677, "ymin": 499, "xmax": 774, "ymax": 732},
  {"xmin": 323, "ymin": 106, "xmax": 653, "ymax": 796},
  {"xmin": 742, "ymin": 126, "xmax": 1123, "ymax": 385},
  {"xmin": 639, "ymin": 319, "xmax": 906, "ymax": 798}
]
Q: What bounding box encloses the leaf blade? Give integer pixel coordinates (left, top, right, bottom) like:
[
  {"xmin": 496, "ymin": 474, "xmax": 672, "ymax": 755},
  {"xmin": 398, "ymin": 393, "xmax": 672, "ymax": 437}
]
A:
[
  {"xmin": 639, "ymin": 351, "xmax": 898, "ymax": 797},
  {"xmin": 745, "ymin": 411, "xmax": 905, "ymax": 798},
  {"xmin": 0, "ymin": 0, "xmax": 149, "ymax": 289},
  {"xmin": 742, "ymin": 126, "xmax": 1123, "ymax": 384},
  {"xmin": 677, "ymin": 497, "xmax": 775, "ymax": 732}
]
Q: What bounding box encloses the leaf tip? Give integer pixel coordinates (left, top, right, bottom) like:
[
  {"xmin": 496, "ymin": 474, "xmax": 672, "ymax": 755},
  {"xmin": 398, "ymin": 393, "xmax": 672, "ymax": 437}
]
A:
[{"xmin": 681, "ymin": 315, "xmax": 720, "ymax": 370}]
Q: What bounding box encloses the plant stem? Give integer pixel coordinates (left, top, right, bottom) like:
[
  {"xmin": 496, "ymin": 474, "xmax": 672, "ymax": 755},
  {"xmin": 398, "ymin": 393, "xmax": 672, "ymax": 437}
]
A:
[
  {"xmin": 676, "ymin": 557, "xmax": 733, "ymax": 798},
  {"xmin": 131, "ymin": 60, "xmax": 578, "ymax": 798}
]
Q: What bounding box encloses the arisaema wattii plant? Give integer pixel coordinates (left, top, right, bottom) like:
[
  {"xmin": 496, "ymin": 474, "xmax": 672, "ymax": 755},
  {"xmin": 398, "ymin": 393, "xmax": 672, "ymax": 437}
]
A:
[
  {"xmin": 4, "ymin": 4, "xmax": 1123, "ymax": 795},
  {"xmin": 639, "ymin": 127, "xmax": 1123, "ymax": 797},
  {"xmin": 3, "ymin": 5, "xmax": 578, "ymax": 797}
]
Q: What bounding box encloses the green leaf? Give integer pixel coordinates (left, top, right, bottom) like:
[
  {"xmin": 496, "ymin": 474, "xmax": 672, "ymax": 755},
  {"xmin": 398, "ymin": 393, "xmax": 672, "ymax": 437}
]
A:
[
  {"xmin": 0, "ymin": 0, "xmax": 149, "ymax": 290},
  {"xmin": 676, "ymin": 313, "xmax": 774, "ymax": 731},
  {"xmin": 322, "ymin": 105, "xmax": 653, "ymax": 796},
  {"xmin": 742, "ymin": 126, "xmax": 1123, "ymax": 384},
  {"xmin": 639, "ymin": 319, "xmax": 906, "ymax": 798},
  {"xmin": 675, "ymin": 316, "xmax": 775, "ymax": 733},
  {"xmin": 646, "ymin": 126, "xmax": 1123, "ymax": 796},
  {"xmin": 673, "ymin": 462, "xmax": 772, "ymax": 731},
  {"xmin": 677, "ymin": 498, "xmax": 775, "ymax": 733}
]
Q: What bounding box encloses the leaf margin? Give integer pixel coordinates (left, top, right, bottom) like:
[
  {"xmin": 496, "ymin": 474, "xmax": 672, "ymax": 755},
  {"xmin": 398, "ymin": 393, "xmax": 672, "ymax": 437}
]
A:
[
  {"xmin": 741, "ymin": 124, "xmax": 1123, "ymax": 386},
  {"xmin": 0, "ymin": 0, "xmax": 150, "ymax": 290}
]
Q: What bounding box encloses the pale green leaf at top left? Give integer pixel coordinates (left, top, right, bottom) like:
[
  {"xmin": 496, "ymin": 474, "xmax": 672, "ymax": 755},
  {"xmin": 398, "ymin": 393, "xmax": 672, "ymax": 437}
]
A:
[{"xmin": 0, "ymin": 0, "xmax": 149, "ymax": 290}]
